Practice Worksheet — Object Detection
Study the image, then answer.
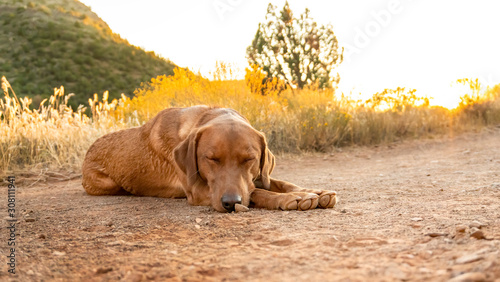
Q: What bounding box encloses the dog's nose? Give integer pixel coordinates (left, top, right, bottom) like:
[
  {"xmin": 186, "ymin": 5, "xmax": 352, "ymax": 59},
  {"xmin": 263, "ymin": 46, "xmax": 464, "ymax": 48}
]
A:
[{"xmin": 221, "ymin": 194, "xmax": 242, "ymax": 212}]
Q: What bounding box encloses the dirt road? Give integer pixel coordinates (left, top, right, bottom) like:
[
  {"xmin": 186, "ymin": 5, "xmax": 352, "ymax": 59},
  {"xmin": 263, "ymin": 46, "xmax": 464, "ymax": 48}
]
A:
[{"xmin": 3, "ymin": 128, "xmax": 500, "ymax": 281}]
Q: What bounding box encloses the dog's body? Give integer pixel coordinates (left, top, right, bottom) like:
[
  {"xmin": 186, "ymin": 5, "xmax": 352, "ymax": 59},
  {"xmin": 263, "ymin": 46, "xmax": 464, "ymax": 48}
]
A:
[{"xmin": 82, "ymin": 106, "xmax": 336, "ymax": 212}]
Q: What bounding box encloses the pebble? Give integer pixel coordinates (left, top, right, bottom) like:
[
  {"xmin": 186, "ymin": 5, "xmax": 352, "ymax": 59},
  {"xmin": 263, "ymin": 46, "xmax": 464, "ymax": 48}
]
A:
[
  {"xmin": 25, "ymin": 218, "xmax": 36, "ymax": 222},
  {"xmin": 417, "ymin": 250, "xmax": 433, "ymax": 259},
  {"xmin": 53, "ymin": 251, "xmax": 66, "ymax": 256},
  {"xmin": 448, "ymin": 272, "xmax": 486, "ymax": 282},
  {"xmin": 455, "ymin": 225, "xmax": 468, "ymax": 233},
  {"xmin": 469, "ymin": 221, "xmax": 486, "ymax": 229},
  {"xmin": 411, "ymin": 217, "xmax": 423, "ymax": 222},
  {"xmin": 470, "ymin": 230, "xmax": 486, "ymax": 240},
  {"xmin": 455, "ymin": 254, "xmax": 483, "ymax": 264},
  {"xmin": 95, "ymin": 267, "xmax": 113, "ymax": 274},
  {"xmin": 425, "ymin": 232, "xmax": 447, "ymax": 237},
  {"xmin": 194, "ymin": 224, "xmax": 201, "ymax": 229},
  {"xmin": 418, "ymin": 267, "xmax": 431, "ymax": 273},
  {"xmin": 234, "ymin": 204, "xmax": 249, "ymax": 212},
  {"xmin": 195, "ymin": 218, "xmax": 202, "ymax": 223},
  {"xmin": 122, "ymin": 272, "xmax": 144, "ymax": 282},
  {"xmin": 107, "ymin": 240, "xmax": 126, "ymax": 246}
]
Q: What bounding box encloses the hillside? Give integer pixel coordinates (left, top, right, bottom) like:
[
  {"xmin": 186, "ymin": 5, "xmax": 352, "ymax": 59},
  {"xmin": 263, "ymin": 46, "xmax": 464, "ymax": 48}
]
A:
[{"xmin": 0, "ymin": 0, "xmax": 176, "ymax": 106}]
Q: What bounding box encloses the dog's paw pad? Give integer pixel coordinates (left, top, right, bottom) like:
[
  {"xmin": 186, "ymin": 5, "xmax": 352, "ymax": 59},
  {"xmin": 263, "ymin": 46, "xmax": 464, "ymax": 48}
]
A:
[
  {"xmin": 318, "ymin": 191, "xmax": 337, "ymax": 209},
  {"xmin": 280, "ymin": 195, "xmax": 302, "ymax": 210},
  {"xmin": 285, "ymin": 200, "xmax": 299, "ymax": 210},
  {"xmin": 298, "ymin": 199, "xmax": 313, "ymax": 210},
  {"xmin": 318, "ymin": 195, "xmax": 330, "ymax": 208},
  {"xmin": 298, "ymin": 194, "xmax": 319, "ymax": 211}
]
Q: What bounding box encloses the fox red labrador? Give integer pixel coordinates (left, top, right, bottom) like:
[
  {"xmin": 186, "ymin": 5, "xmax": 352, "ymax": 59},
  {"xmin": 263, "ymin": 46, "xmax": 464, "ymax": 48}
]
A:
[{"xmin": 82, "ymin": 106, "xmax": 337, "ymax": 212}]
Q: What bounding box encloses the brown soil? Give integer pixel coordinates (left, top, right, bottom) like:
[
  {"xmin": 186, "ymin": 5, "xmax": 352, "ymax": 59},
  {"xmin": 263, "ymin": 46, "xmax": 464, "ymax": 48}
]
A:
[{"xmin": 3, "ymin": 128, "xmax": 500, "ymax": 281}]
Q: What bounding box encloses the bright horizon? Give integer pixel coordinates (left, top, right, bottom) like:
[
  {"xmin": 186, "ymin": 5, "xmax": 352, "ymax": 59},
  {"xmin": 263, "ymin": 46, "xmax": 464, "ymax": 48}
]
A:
[{"xmin": 80, "ymin": 0, "xmax": 500, "ymax": 109}]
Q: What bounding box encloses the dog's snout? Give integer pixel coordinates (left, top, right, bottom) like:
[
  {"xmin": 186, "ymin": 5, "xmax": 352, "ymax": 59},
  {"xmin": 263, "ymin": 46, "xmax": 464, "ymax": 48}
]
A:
[{"xmin": 221, "ymin": 194, "xmax": 242, "ymax": 212}]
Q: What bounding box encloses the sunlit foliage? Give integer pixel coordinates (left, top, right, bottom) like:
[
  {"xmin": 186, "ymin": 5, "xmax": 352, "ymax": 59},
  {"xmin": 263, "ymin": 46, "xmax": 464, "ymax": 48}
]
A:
[
  {"xmin": 2, "ymin": 70, "xmax": 500, "ymax": 177},
  {"xmin": 245, "ymin": 64, "xmax": 287, "ymax": 96},
  {"xmin": 455, "ymin": 78, "xmax": 500, "ymax": 126}
]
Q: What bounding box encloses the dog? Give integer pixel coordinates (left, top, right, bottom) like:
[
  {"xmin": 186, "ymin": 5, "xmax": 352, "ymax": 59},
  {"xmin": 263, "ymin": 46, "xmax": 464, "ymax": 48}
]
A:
[{"xmin": 82, "ymin": 106, "xmax": 337, "ymax": 212}]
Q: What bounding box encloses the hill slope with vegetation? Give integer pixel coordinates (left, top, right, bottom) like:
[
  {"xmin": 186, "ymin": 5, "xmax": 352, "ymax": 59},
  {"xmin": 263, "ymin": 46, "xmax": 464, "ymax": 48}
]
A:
[{"xmin": 0, "ymin": 0, "xmax": 176, "ymax": 106}]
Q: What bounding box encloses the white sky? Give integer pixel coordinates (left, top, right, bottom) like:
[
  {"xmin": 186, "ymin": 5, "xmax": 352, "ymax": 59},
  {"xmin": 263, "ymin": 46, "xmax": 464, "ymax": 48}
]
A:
[{"xmin": 80, "ymin": 0, "xmax": 500, "ymax": 108}]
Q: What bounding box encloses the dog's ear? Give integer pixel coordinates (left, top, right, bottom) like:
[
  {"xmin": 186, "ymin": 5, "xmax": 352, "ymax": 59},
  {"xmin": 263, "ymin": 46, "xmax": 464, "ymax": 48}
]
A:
[
  {"xmin": 174, "ymin": 128, "xmax": 205, "ymax": 187},
  {"xmin": 258, "ymin": 132, "xmax": 275, "ymax": 190}
]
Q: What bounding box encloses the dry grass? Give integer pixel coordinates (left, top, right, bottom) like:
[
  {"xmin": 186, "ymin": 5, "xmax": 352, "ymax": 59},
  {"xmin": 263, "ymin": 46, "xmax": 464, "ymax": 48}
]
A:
[
  {"xmin": 1, "ymin": 68, "xmax": 500, "ymax": 178},
  {"xmin": 0, "ymin": 76, "xmax": 135, "ymax": 178}
]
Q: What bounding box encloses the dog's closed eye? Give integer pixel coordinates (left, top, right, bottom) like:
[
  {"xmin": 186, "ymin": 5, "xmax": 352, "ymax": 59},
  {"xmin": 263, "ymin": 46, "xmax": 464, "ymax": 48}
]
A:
[
  {"xmin": 206, "ymin": 156, "xmax": 220, "ymax": 164},
  {"xmin": 242, "ymin": 157, "xmax": 256, "ymax": 164}
]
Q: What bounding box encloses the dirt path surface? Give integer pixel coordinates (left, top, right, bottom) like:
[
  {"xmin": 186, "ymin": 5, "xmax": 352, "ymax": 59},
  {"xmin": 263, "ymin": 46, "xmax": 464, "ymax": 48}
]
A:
[{"xmin": 3, "ymin": 128, "xmax": 500, "ymax": 281}]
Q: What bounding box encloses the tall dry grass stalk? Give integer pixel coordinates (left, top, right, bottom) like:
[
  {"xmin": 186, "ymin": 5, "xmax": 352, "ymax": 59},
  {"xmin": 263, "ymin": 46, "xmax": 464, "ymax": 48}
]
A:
[{"xmin": 1, "ymin": 67, "xmax": 499, "ymax": 178}]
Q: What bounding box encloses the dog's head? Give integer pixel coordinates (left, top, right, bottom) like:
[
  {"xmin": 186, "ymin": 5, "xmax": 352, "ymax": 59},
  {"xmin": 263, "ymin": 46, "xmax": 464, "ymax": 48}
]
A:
[{"xmin": 173, "ymin": 119, "xmax": 275, "ymax": 212}]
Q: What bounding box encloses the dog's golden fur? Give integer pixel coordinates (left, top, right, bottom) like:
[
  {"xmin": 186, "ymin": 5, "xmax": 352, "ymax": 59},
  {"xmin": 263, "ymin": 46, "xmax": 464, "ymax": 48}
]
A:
[{"xmin": 82, "ymin": 106, "xmax": 336, "ymax": 212}]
